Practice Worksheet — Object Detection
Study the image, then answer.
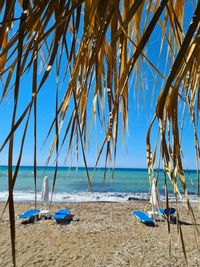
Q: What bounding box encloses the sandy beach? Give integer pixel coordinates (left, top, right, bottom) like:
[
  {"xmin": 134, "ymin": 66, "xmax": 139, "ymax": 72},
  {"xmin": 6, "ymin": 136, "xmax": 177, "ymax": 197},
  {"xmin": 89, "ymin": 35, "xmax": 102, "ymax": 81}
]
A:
[{"xmin": 0, "ymin": 201, "xmax": 200, "ymax": 267}]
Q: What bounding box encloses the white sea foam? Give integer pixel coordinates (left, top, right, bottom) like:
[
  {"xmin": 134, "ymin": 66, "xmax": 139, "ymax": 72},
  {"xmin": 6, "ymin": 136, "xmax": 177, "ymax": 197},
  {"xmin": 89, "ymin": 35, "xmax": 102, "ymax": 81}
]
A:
[{"xmin": 0, "ymin": 191, "xmax": 199, "ymax": 203}]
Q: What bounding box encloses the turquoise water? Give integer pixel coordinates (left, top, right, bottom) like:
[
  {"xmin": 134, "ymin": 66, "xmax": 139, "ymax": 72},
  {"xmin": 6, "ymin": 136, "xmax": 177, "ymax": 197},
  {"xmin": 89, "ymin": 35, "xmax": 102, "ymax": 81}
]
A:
[{"xmin": 0, "ymin": 166, "xmax": 199, "ymax": 202}]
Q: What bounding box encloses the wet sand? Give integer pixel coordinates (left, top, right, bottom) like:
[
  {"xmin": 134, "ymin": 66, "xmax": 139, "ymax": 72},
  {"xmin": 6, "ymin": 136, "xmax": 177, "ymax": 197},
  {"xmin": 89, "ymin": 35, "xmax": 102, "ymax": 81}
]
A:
[{"xmin": 0, "ymin": 201, "xmax": 200, "ymax": 267}]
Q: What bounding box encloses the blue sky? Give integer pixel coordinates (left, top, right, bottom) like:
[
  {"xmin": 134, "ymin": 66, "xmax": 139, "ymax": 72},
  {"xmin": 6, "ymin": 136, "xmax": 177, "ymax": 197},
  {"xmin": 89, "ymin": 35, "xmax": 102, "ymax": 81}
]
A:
[{"xmin": 0, "ymin": 1, "xmax": 198, "ymax": 169}]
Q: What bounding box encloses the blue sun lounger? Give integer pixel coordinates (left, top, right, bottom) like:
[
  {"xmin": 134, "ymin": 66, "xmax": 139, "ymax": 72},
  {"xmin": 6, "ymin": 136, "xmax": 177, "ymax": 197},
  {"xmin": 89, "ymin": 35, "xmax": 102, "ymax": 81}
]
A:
[
  {"xmin": 159, "ymin": 208, "xmax": 176, "ymax": 222},
  {"xmin": 159, "ymin": 208, "xmax": 176, "ymax": 217},
  {"xmin": 148, "ymin": 208, "xmax": 176, "ymax": 222},
  {"xmin": 18, "ymin": 209, "xmax": 40, "ymax": 222},
  {"xmin": 52, "ymin": 209, "xmax": 73, "ymax": 222},
  {"xmin": 132, "ymin": 211, "xmax": 155, "ymax": 226}
]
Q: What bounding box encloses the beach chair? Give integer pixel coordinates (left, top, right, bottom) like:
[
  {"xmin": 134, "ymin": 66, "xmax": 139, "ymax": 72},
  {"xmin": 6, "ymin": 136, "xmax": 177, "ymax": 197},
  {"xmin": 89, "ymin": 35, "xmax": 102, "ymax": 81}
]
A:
[
  {"xmin": 52, "ymin": 209, "xmax": 73, "ymax": 223},
  {"xmin": 18, "ymin": 209, "xmax": 40, "ymax": 223},
  {"xmin": 159, "ymin": 208, "xmax": 176, "ymax": 222},
  {"xmin": 132, "ymin": 211, "xmax": 155, "ymax": 226},
  {"xmin": 159, "ymin": 208, "xmax": 176, "ymax": 217},
  {"xmin": 148, "ymin": 208, "xmax": 176, "ymax": 221}
]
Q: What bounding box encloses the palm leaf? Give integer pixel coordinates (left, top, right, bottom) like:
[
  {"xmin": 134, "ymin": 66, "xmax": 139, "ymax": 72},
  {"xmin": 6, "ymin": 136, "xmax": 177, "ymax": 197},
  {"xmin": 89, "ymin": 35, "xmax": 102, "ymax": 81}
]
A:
[{"xmin": 0, "ymin": 1, "xmax": 200, "ymax": 266}]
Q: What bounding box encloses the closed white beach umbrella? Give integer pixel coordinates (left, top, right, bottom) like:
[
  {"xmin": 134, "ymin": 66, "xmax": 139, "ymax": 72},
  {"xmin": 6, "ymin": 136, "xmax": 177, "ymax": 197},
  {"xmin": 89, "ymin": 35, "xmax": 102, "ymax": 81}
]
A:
[
  {"xmin": 150, "ymin": 178, "xmax": 160, "ymax": 212},
  {"xmin": 41, "ymin": 176, "xmax": 49, "ymax": 204}
]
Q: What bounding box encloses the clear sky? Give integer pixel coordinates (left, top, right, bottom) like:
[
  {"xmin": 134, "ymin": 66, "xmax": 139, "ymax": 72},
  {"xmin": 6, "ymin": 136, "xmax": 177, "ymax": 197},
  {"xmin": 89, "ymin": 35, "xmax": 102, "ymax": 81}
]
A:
[{"xmin": 0, "ymin": 1, "xmax": 198, "ymax": 169}]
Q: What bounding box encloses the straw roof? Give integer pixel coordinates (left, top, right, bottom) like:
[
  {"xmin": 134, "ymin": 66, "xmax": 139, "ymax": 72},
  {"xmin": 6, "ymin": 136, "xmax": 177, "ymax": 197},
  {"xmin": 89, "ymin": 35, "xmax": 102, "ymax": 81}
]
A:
[{"xmin": 0, "ymin": 1, "xmax": 199, "ymax": 265}]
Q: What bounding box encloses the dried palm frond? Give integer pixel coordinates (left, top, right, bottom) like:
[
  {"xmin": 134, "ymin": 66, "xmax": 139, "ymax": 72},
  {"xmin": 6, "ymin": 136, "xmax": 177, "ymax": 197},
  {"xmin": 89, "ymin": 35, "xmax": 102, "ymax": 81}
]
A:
[{"xmin": 0, "ymin": 0, "xmax": 200, "ymax": 266}]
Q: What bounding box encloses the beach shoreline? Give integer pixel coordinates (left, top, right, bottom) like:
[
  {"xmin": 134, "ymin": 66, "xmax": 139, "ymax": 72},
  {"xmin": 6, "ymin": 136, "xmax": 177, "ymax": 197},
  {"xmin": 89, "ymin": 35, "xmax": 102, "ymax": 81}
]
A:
[{"xmin": 0, "ymin": 201, "xmax": 200, "ymax": 267}]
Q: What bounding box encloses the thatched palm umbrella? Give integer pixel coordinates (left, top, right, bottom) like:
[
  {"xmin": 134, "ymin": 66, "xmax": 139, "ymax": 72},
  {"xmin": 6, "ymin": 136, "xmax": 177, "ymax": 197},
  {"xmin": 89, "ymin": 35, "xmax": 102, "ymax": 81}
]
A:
[{"xmin": 0, "ymin": 1, "xmax": 199, "ymax": 265}]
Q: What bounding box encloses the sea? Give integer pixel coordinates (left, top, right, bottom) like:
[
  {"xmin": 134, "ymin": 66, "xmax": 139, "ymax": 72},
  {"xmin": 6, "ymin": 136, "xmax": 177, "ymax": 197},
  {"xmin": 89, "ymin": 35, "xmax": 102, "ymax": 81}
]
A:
[{"xmin": 0, "ymin": 166, "xmax": 199, "ymax": 203}]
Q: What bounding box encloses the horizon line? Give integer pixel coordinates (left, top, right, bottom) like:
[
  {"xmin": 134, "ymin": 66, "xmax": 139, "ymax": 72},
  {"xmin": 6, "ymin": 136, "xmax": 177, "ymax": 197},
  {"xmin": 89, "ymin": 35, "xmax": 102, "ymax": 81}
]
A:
[{"xmin": 0, "ymin": 165, "xmax": 198, "ymax": 172}]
